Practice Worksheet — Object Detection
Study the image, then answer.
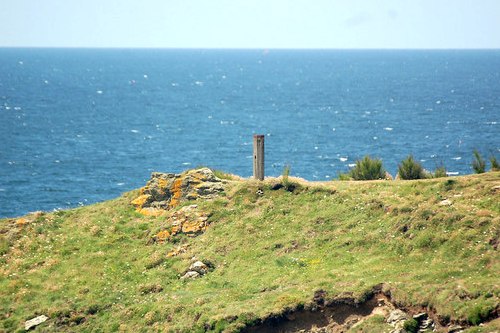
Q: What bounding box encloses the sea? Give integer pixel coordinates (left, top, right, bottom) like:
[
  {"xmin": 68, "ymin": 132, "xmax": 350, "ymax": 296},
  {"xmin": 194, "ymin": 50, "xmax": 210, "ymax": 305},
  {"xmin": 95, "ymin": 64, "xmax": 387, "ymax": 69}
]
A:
[{"xmin": 0, "ymin": 48, "xmax": 499, "ymax": 217}]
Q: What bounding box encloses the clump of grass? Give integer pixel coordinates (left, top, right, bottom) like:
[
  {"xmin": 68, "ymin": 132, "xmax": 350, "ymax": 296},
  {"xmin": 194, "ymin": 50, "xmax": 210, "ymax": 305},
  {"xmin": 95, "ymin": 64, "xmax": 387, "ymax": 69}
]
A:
[
  {"xmin": 349, "ymin": 156, "xmax": 385, "ymax": 180},
  {"xmin": 398, "ymin": 155, "xmax": 426, "ymax": 180},
  {"xmin": 472, "ymin": 150, "xmax": 486, "ymax": 174},
  {"xmin": 490, "ymin": 155, "xmax": 499, "ymax": 171},
  {"xmin": 337, "ymin": 172, "xmax": 352, "ymax": 181},
  {"xmin": 212, "ymin": 169, "xmax": 237, "ymax": 180},
  {"xmin": 433, "ymin": 165, "xmax": 447, "ymax": 178}
]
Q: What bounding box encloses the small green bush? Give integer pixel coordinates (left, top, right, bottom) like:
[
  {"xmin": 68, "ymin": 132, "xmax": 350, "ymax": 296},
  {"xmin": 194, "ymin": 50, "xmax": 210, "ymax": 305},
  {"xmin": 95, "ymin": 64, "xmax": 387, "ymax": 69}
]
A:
[
  {"xmin": 433, "ymin": 165, "xmax": 447, "ymax": 178},
  {"xmin": 398, "ymin": 155, "xmax": 425, "ymax": 180},
  {"xmin": 467, "ymin": 305, "xmax": 491, "ymax": 325},
  {"xmin": 349, "ymin": 156, "xmax": 385, "ymax": 180},
  {"xmin": 337, "ymin": 172, "xmax": 352, "ymax": 181},
  {"xmin": 472, "ymin": 150, "xmax": 486, "ymax": 174},
  {"xmin": 490, "ymin": 155, "xmax": 499, "ymax": 171},
  {"xmin": 403, "ymin": 318, "xmax": 419, "ymax": 333}
]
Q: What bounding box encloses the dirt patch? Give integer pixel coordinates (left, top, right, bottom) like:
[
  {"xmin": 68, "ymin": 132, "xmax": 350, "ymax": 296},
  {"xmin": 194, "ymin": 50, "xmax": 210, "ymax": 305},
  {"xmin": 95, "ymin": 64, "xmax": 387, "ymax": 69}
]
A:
[
  {"xmin": 243, "ymin": 293, "xmax": 391, "ymax": 333},
  {"xmin": 241, "ymin": 285, "xmax": 499, "ymax": 333}
]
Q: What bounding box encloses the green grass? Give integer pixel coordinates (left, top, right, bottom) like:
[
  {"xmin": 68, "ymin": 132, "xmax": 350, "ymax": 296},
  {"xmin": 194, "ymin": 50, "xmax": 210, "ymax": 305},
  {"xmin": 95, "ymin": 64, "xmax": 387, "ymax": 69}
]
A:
[{"xmin": 1, "ymin": 172, "xmax": 499, "ymax": 332}]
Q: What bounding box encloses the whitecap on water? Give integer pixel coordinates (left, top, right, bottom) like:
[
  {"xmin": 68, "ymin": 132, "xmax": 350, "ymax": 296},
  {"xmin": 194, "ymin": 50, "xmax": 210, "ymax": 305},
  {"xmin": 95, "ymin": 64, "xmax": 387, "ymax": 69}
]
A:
[
  {"xmin": 96, "ymin": 90, "xmax": 103, "ymax": 94},
  {"xmin": 339, "ymin": 157, "xmax": 348, "ymax": 162},
  {"xmin": 182, "ymin": 162, "xmax": 191, "ymax": 166},
  {"xmin": 451, "ymin": 157, "xmax": 462, "ymax": 160},
  {"xmin": 436, "ymin": 100, "xmax": 441, "ymax": 104},
  {"xmin": 116, "ymin": 183, "xmax": 125, "ymax": 186},
  {"xmin": 130, "ymin": 129, "xmax": 139, "ymax": 133},
  {"xmin": 383, "ymin": 127, "xmax": 393, "ymax": 131},
  {"xmin": 348, "ymin": 163, "xmax": 356, "ymax": 168},
  {"xmin": 194, "ymin": 81, "xmax": 204, "ymax": 86},
  {"xmin": 446, "ymin": 172, "xmax": 459, "ymax": 176}
]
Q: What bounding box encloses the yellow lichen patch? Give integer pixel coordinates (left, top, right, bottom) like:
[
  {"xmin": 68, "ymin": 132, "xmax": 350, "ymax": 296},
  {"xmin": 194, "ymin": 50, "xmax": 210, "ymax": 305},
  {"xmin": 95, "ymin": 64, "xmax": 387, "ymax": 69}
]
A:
[
  {"xmin": 15, "ymin": 218, "xmax": 28, "ymax": 226},
  {"xmin": 131, "ymin": 194, "xmax": 151, "ymax": 208},
  {"xmin": 181, "ymin": 219, "xmax": 208, "ymax": 235},
  {"xmin": 158, "ymin": 178, "xmax": 169, "ymax": 190},
  {"xmin": 168, "ymin": 178, "xmax": 183, "ymax": 209},
  {"xmin": 137, "ymin": 207, "xmax": 165, "ymax": 217},
  {"xmin": 156, "ymin": 230, "xmax": 171, "ymax": 242}
]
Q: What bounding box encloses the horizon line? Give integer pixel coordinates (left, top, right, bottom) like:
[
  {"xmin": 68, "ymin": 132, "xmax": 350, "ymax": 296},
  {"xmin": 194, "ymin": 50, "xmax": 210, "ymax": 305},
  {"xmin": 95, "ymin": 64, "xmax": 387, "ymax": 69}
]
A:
[{"xmin": 1, "ymin": 46, "xmax": 500, "ymax": 51}]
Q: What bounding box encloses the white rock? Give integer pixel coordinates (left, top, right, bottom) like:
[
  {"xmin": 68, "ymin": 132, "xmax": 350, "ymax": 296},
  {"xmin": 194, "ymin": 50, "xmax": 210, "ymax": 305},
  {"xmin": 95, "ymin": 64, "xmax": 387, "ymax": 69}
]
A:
[
  {"xmin": 180, "ymin": 271, "xmax": 200, "ymax": 280},
  {"xmin": 439, "ymin": 199, "xmax": 452, "ymax": 206},
  {"xmin": 25, "ymin": 315, "xmax": 48, "ymax": 330},
  {"xmin": 387, "ymin": 309, "xmax": 408, "ymax": 326},
  {"xmin": 189, "ymin": 261, "xmax": 208, "ymax": 274}
]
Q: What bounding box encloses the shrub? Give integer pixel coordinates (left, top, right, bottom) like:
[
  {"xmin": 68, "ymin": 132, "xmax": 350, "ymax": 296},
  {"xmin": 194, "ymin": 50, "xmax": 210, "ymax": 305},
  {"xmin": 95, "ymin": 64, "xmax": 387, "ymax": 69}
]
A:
[
  {"xmin": 398, "ymin": 155, "xmax": 425, "ymax": 180},
  {"xmin": 490, "ymin": 155, "xmax": 499, "ymax": 171},
  {"xmin": 433, "ymin": 165, "xmax": 447, "ymax": 178},
  {"xmin": 349, "ymin": 156, "xmax": 385, "ymax": 180},
  {"xmin": 337, "ymin": 172, "xmax": 352, "ymax": 181},
  {"xmin": 403, "ymin": 318, "xmax": 419, "ymax": 333},
  {"xmin": 472, "ymin": 150, "xmax": 486, "ymax": 174}
]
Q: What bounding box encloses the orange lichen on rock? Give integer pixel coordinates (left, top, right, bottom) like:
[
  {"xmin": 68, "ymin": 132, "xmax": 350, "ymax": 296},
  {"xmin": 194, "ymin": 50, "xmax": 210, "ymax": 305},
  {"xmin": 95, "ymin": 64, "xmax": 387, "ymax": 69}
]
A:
[
  {"xmin": 131, "ymin": 168, "xmax": 224, "ymax": 216},
  {"xmin": 15, "ymin": 218, "xmax": 28, "ymax": 226},
  {"xmin": 136, "ymin": 207, "xmax": 165, "ymax": 217},
  {"xmin": 170, "ymin": 205, "xmax": 209, "ymax": 237},
  {"xmin": 156, "ymin": 230, "xmax": 171, "ymax": 242},
  {"xmin": 168, "ymin": 179, "xmax": 183, "ymax": 209},
  {"xmin": 131, "ymin": 194, "xmax": 151, "ymax": 208}
]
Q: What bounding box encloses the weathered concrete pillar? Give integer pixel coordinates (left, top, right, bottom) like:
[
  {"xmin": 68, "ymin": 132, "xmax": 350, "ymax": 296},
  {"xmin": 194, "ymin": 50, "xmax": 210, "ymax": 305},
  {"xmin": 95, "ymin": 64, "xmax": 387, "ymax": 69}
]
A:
[{"xmin": 253, "ymin": 135, "xmax": 265, "ymax": 180}]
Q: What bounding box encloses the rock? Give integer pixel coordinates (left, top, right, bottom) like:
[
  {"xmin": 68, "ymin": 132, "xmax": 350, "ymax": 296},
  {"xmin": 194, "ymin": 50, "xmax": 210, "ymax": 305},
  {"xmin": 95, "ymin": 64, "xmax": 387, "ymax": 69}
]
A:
[
  {"xmin": 448, "ymin": 325, "xmax": 464, "ymax": 333},
  {"xmin": 419, "ymin": 318, "xmax": 434, "ymax": 331},
  {"xmin": 131, "ymin": 168, "xmax": 224, "ymax": 214},
  {"xmin": 385, "ymin": 171, "xmax": 394, "ymax": 180},
  {"xmin": 413, "ymin": 312, "xmax": 428, "ymax": 321},
  {"xmin": 180, "ymin": 270, "xmax": 200, "ymax": 280},
  {"xmin": 439, "ymin": 199, "xmax": 452, "ymax": 206},
  {"xmin": 25, "ymin": 315, "xmax": 48, "ymax": 330},
  {"xmin": 170, "ymin": 205, "xmax": 209, "ymax": 236},
  {"xmin": 387, "ymin": 309, "xmax": 408, "ymax": 332},
  {"xmin": 189, "ymin": 261, "xmax": 209, "ymax": 275}
]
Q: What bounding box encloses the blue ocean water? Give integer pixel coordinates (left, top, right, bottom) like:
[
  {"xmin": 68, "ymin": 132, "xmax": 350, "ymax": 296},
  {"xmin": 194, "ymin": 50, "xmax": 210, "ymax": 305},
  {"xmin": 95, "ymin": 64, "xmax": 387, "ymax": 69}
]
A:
[{"xmin": 0, "ymin": 49, "xmax": 499, "ymax": 217}]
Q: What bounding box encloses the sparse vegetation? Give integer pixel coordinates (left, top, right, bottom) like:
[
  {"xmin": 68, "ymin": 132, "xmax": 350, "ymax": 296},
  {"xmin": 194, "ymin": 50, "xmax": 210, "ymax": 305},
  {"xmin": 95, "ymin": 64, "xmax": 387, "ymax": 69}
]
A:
[
  {"xmin": 398, "ymin": 155, "xmax": 426, "ymax": 180},
  {"xmin": 472, "ymin": 150, "xmax": 486, "ymax": 174},
  {"xmin": 349, "ymin": 155, "xmax": 386, "ymax": 180},
  {"xmin": 433, "ymin": 165, "xmax": 448, "ymax": 178},
  {"xmin": 0, "ymin": 171, "xmax": 499, "ymax": 332},
  {"xmin": 490, "ymin": 155, "xmax": 499, "ymax": 171}
]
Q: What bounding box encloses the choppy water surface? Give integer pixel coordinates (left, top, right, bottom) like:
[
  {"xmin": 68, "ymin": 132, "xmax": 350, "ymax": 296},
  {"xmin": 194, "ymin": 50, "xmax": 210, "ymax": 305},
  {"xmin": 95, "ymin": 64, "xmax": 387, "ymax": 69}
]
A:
[{"xmin": 0, "ymin": 49, "xmax": 499, "ymax": 217}]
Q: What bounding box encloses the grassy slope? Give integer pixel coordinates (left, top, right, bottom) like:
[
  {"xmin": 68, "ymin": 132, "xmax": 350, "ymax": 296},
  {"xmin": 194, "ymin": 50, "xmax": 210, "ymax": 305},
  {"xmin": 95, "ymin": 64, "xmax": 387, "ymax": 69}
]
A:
[{"xmin": 0, "ymin": 172, "xmax": 499, "ymax": 332}]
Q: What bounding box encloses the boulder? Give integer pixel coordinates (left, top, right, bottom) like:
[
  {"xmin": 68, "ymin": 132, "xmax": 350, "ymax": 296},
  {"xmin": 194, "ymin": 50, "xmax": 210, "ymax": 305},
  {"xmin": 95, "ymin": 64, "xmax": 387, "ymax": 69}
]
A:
[
  {"xmin": 387, "ymin": 309, "xmax": 408, "ymax": 332},
  {"xmin": 189, "ymin": 261, "xmax": 209, "ymax": 275},
  {"xmin": 25, "ymin": 315, "xmax": 48, "ymax": 330},
  {"xmin": 131, "ymin": 168, "xmax": 224, "ymax": 214}
]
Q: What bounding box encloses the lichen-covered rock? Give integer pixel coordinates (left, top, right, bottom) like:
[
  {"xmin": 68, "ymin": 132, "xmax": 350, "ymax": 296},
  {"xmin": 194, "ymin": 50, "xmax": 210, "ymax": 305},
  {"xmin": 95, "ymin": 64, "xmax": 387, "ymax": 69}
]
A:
[
  {"xmin": 131, "ymin": 168, "xmax": 224, "ymax": 214},
  {"xmin": 170, "ymin": 205, "xmax": 209, "ymax": 236}
]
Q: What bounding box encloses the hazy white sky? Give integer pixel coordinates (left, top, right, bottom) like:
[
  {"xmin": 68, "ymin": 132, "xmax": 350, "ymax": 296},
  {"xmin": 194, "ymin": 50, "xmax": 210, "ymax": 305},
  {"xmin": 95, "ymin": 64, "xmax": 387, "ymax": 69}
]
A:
[{"xmin": 1, "ymin": 0, "xmax": 499, "ymax": 48}]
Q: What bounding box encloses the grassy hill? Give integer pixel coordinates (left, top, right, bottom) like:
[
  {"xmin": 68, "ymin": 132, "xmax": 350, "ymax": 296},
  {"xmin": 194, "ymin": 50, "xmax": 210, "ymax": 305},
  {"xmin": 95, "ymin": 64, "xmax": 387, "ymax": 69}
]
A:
[{"xmin": 1, "ymin": 171, "xmax": 499, "ymax": 332}]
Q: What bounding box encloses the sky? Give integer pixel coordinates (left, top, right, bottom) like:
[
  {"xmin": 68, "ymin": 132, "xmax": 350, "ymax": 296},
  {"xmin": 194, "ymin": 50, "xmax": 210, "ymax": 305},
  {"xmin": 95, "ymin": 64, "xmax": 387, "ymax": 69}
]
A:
[{"xmin": 0, "ymin": 0, "xmax": 499, "ymax": 49}]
